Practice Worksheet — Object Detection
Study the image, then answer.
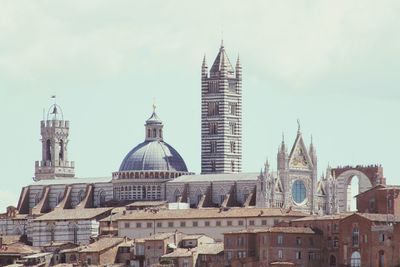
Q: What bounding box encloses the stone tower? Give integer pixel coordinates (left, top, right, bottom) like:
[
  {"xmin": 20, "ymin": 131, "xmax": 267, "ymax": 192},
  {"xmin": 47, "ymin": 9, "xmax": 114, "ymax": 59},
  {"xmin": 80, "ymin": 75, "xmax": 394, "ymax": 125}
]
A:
[
  {"xmin": 201, "ymin": 42, "xmax": 242, "ymax": 174},
  {"xmin": 34, "ymin": 104, "xmax": 75, "ymax": 181}
]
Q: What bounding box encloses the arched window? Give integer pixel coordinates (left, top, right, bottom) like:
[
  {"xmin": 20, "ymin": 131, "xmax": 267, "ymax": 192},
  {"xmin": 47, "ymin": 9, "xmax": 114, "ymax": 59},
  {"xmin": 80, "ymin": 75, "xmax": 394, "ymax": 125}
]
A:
[
  {"xmin": 159, "ymin": 129, "xmax": 162, "ymax": 138},
  {"xmin": 59, "ymin": 140, "xmax": 64, "ymax": 161},
  {"xmin": 329, "ymin": 255, "xmax": 336, "ymax": 266},
  {"xmin": 147, "ymin": 129, "xmax": 151, "ymax": 138},
  {"xmin": 379, "ymin": 250, "xmax": 384, "ymax": 267},
  {"xmin": 352, "ymin": 227, "xmax": 359, "ymax": 246},
  {"xmin": 153, "ymin": 128, "xmax": 157, "ymax": 138},
  {"xmin": 350, "ymin": 251, "xmax": 361, "ymax": 267},
  {"xmin": 46, "ymin": 139, "xmax": 52, "ymax": 162}
]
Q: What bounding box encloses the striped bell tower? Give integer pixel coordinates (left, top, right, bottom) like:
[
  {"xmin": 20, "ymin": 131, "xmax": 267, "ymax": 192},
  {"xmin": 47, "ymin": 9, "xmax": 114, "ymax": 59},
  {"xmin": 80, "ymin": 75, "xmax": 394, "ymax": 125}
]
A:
[{"xmin": 201, "ymin": 42, "xmax": 242, "ymax": 174}]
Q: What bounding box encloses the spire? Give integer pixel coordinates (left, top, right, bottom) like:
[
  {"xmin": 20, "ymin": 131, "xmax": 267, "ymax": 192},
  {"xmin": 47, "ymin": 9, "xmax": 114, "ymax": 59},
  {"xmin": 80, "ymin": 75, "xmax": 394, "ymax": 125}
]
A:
[
  {"xmin": 280, "ymin": 132, "xmax": 286, "ymax": 153},
  {"xmin": 202, "ymin": 54, "xmax": 207, "ymax": 67},
  {"xmin": 210, "ymin": 42, "xmax": 235, "ymax": 77},
  {"xmin": 297, "ymin": 119, "xmax": 301, "ymax": 134}
]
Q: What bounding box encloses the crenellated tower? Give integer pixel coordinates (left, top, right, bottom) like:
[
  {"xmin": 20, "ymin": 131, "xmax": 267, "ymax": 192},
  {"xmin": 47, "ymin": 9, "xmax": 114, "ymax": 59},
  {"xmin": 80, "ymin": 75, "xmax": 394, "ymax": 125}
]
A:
[
  {"xmin": 34, "ymin": 103, "xmax": 75, "ymax": 181},
  {"xmin": 201, "ymin": 41, "xmax": 242, "ymax": 173}
]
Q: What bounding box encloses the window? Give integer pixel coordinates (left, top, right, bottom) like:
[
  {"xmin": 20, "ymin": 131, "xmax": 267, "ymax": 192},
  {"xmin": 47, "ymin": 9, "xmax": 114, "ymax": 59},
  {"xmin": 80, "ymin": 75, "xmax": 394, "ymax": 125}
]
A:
[
  {"xmin": 364, "ymin": 234, "xmax": 368, "ymax": 243},
  {"xmin": 210, "ymin": 141, "xmax": 217, "ymax": 154},
  {"xmin": 379, "ymin": 250, "xmax": 384, "ymax": 267},
  {"xmin": 231, "ymin": 161, "xmax": 235, "ymax": 172},
  {"xmin": 230, "ymin": 141, "xmax": 235, "ymax": 153},
  {"xmin": 180, "ymin": 221, "xmax": 186, "ymax": 227},
  {"xmin": 379, "ymin": 233, "xmax": 385, "ymax": 243},
  {"xmin": 333, "ymin": 237, "xmax": 338, "ymax": 248},
  {"xmin": 249, "ymin": 220, "xmax": 254, "ymax": 226},
  {"xmin": 183, "ymin": 259, "xmax": 189, "ymax": 267},
  {"xmin": 388, "ymin": 198, "xmax": 393, "ymax": 209},
  {"xmin": 227, "ymin": 221, "xmax": 232, "ymax": 226},
  {"xmin": 228, "ymin": 80, "xmax": 236, "ymax": 92},
  {"xmin": 229, "ymin": 122, "xmax": 236, "ymax": 135},
  {"xmin": 237, "ymin": 237, "xmax": 244, "ymax": 246},
  {"xmin": 309, "ymin": 237, "xmax": 314, "ymax": 246},
  {"xmin": 168, "ymin": 222, "xmax": 174, "ymax": 227},
  {"xmin": 333, "ymin": 223, "xmax": 339, "ymax": 232},
  {"xmin": 192, "ymin": 221, "xmax": 198, "ymax": 227},
  {"xmin": 350, "ymin": 251, "xmax": 361, "ymax": 267},
  {"xmin": 211, "ymin": 161, "xmax": 216, "ymax": 172},
  {"xmin": 277, "ymin": 235, "xmax": 283, "ymax": 245},
  {"xmin": 292, "ymin": 180, "xmax": 307, "ymax": 204},
  {"xmin": 209, "ymin": 122, "xmax": 218, "ymax": 135},
  {"xmin": 262, "ymin": 220, "xmax": 267, "ymax": 226},
  {"xmin": 208, "ymin": 102, "xmax": 219, "ymax": 116},
  {"xmin": 278, "ymin": 250, "xmax": 283, "ymax": 259},
  {"xmin": 296, "ymin": 251, "xmax": 302, "ymax": 260},
  {"xmin": 352, "ymin": 227, "xmax": 359, "ymax": 246},
  {"xmin": 147, "ymin": 222, "xmax": 152, "ymax": 228},
  {"xmin": 296, "ymin": 237, "xmax": 302, "ymax": 245},
  {"xmin": 369, "ymin": 198, "xmax": 375, "ymax": 210},
  {"xmin": 156, "ymin": 222, "xmax": 162, "ymax": 228},
  {"xmin": 205, "ymin": 221, "xmax": 210, "ymax": 227},
  {"xmin": 216, "ymin": 221, "xmax": 221, "ymax": 227},
  {"xmin": 238, "ymin": 251, "xmax": 246, "ymax": 258},
  {"xmin": 136, "ymin": 223, "xmax": 142, "ymax": 228},
  {"xmin": 238, "ymin": 220, "xmax": 244, "ymax": 226},
  {"xmin": 208, "ymin": 80, "xmax": 218, "ymax": 93},
  {"xmin": 329, "ymin": 255, "xmax": 336, "ymax": 266},
  {"xmin": 229, "ymin": 102, "xmax": 237, "ymax": 115},
  {"xmin": 227, "ymin": 251, "xmax": 233, "ymax": 261}
]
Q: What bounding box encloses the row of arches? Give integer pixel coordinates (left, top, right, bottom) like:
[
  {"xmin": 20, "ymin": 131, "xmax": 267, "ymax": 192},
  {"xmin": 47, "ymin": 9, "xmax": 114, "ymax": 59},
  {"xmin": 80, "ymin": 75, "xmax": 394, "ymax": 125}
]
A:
[{"xmin": 114, "ymin": 171, "xmax": 185, "ymax": 180}]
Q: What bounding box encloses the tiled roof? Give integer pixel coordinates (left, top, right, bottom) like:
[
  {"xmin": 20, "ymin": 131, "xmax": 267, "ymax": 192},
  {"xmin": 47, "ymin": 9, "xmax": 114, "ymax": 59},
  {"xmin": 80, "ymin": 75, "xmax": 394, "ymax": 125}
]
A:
[
  {"xmin": 356, "ymin": 213, "xmax": 400, "ymax": 222},
  {"xmin": 144, "ymin": 232, "xmax": 175, "ymax": 241},
  {"xmin": 0, "ymin": 235, "xmax": 21, "ymax": 245},
  {"xmin": 0, "ymin": 242, "xmax": 40, "ymax": 255},
  {"xmin": 79, "ymin": 237, "xmax": 124, "ymax": 253},
  {"xmin": 33, "ymin": 208, "xmax": 111, "ymax": 221},
  {"xmin": 126, "ymin": 201, "xmax": 167, "ymax": 207},
  {"xmin": 117, "ymin": 207, "xmax": 306, "ymax": 221},
  {"xmin": 224, "ymin": 227, "xmax": 315, "ymax": 235},
  {"xmin": 168, "ymin": 172, "xmax": 259, "ymax": 183},
  {"xmin": 197, "ymin": 243, "xmax": 224, "ymax": 255},
  {"xmin": 181, "ymin": 234, "xmax": 208, "ymax": 241},
  {"xmin": 29, "ymin": 176, "xmax": 112, "ymax": 186},
  {"xmin": 292, "ymin": 213, "xmax": 351, "ymax": 222},
  {"xmin": 162, "ymin": 248, "xmax": 194, "ymax": 258}
]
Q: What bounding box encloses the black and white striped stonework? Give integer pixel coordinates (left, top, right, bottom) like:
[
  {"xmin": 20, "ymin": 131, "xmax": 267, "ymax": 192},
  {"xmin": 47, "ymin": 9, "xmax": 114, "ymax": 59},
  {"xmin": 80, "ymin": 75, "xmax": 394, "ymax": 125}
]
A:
[{"xmin": 201, "ymin": 44, "xmax": 242, "ymax": 174}]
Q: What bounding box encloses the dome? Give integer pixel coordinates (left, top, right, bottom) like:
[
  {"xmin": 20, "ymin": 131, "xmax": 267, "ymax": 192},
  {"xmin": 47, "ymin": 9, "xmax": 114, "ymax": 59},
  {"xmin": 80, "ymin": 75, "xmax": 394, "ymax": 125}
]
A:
[{"xmin": 119, "ymin": 140, "xmax": 188, "ymax": 172}]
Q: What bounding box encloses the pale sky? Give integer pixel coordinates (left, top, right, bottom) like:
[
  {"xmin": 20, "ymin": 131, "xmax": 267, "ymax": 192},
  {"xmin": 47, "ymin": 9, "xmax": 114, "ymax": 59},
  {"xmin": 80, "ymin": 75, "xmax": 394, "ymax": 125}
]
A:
[{"xmin": 1, "ymin": 1, "xmax": 400, "ymax": 211}]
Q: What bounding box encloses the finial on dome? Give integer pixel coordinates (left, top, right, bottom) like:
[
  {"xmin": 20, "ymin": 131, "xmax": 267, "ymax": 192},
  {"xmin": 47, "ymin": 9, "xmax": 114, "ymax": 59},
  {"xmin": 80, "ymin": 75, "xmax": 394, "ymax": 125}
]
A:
[{"xmin": 152, "ymin": 98, "xmax": 156, "ymax": 113}]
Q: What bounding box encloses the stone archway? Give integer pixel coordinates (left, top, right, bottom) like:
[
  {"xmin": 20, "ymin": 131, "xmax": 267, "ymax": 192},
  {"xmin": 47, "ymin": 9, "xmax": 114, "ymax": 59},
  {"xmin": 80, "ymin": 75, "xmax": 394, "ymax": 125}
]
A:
[{"xmin": 332, "ymin": 165, "xmax": 385, "ymax": 213}]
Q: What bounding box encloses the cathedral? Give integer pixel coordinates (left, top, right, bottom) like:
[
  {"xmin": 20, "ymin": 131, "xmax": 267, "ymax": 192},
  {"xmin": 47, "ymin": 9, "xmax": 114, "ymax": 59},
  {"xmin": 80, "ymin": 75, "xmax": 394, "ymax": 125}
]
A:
[{"xmin": 5, "ymin": 42, "xmax": 385, "ymax": 232}]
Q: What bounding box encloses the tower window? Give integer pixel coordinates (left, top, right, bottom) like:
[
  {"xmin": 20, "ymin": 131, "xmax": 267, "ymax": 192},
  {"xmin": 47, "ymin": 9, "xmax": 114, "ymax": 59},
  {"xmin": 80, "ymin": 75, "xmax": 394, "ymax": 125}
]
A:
[
  {"xmin": 59, "ymin": 140, "xmax": 64, "ymax": 161},
  {"xmin": 229, "ymin": 122, "xmax": 236, "ymax": 135},
  {"xmin": 209, "ymin": 122, "xmax": 218, "ymax": 135},
  {"xmin": 208, "ymin": 102, "xmax": 219, "ymax": 116},
  {"xmin": 147, "ymin": 129, "xmax": 151, "ymax": 138},
  {"xmin": 210, "ymin": 141, "xmax": 217, "ymax": 153},
  {"xmin": 229, "ymin": 102, "xmax": 237, "ymax": 116},
  {"xmin": 211, "ymin": 160, "xmax": 216, "ymax": 172},
  {"xmin": 230, "ymin": 141, "xmax": 235, "ymax": 153},
  {"xmin": 208, "ymin": 80, "xmax": 219, "ymax": 93},
  {"xmin": 153, "ymin": 128, "xmax": 157, "ymax": 138},
  {"xmin": 159, "ymin": 129, "xmax": 162, "ymax": 138},
  {"xmin": 46, "ymin": 139, "xmax": 52, "ymax": 162},
  {"xmin": 228, "ymin": 80, "xmax": 236, "ymax": 92},
  {"xmin": 231, "ymin": 161, "xmax": 235, "ymax": 172}
]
